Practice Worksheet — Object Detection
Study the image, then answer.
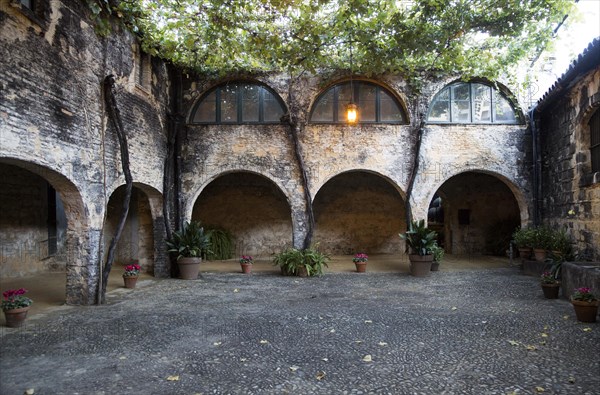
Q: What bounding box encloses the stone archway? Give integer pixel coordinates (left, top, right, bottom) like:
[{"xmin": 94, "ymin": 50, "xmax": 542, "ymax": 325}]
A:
[
  {"xmin": 313, "ymin": 171, "xmax": 406, "ymax": 255},
  {"xmin": 192, "ymin": 172, "xmax": 293, "ymax": 257},
  {"xmin": 0, "ymin": 159, "xmax": 91, "ymax": 305},
  {"xmin": 429, "ymin": 171, "xmax": 522, "ymax": 256},
  {"xmin": 102, "ymin": 184, "xmax": 164, "ymax": 280}
]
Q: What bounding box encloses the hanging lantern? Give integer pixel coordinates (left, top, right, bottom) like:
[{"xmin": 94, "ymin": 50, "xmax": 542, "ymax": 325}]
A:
[{"xmin": 346, "ymin": 102, "xmax": 358, "ymax": 124}]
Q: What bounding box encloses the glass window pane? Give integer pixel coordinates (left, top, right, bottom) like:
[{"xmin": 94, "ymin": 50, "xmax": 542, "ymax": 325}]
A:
[
  {"xmin": 311, "ymin": 89, "xmax": 334, "ymax": 122},
  {"xmin": 452, "ymin": 83, "xmax": 470, "ymax": 101},
  {"xmin": 263, "ymin": 89, "xmax": 285, "ymax": 122},
  {"xmin": 494, "ymin": 91, "xmax": 517, "ymax": 123},
  {"xmin": 337, "ymin": 84, "xmax": 353, "ymax": 122},
  {"xmin": 358, "ymin": 84, "xmax": 376, "ymax": 121},
  {"xmin": 193, "ymin": 91, "xmax": 216, "ymax": 123},
  {"xmin": 241, "ymin": 85, "xmax": 259, "ymax": 122},
  {"xmin": 452, "ymin": 100, "xmax": 471, "ymax": 122},
  {"xmin": 379, "ymin": 89, "xmax": 403, "ymax": 122},
  {"xmin": 428, "ymin": 99, "xmax": 450, "ymax": 122},
  {"xmin": 220, "ymin": 85, "xmax": 237, "ymax": 123},
  {"xmin": 472, "ymin": 83, "xmax": 491, "ymax": 122}
]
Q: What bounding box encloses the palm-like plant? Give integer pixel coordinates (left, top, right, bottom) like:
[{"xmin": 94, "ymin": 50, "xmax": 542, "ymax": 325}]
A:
[
  {"xmin": 166, "ymin": 221, "xmax": 211, "ymax": 260},
  {"xmin": 400, "ymin": 219, "xmax": 438, "ymax": 256}
]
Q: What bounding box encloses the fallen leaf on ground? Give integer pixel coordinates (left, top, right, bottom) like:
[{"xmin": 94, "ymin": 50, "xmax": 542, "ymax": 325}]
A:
[
  {"xmin": 260, "ymin": 340, "xmax": 269, "ymax": 344},
  {"xmin": 364, "ymin": 320, "xmax": 372, "ymax": 323},
  {"xmin": 240, "ymin": 358, "xmax": 247, "ymax": 362},
  {"xmin": 526, "ymin": 345, "xmax": 537, "ymax": 351},
  {"xmin": 451, "ymin": 306, "xmax": 458, "ymax": 311},
  {"xmin": 118, "ymin": 356, "xmax": 127, "ymax": 360},
  {"xmin": 563, "ymin": 315, "xmax": 569, "ymax": 320},
  {"xmin": 233, "ymin": 289, "xmax": 239, "ymax": 293},
  {"xmin": 289, "ymin": 365, "xmax": 299, "ymax": 372},
  {"xmin": 540, "ymin": 333, "xmax": 548, "ymax": 338},
  {"xmin": 355, "ymin": 340, "xmax": 363, "ymax": 344},
  {"xmin": 568, "ymin": 377, "xmax": 575, "ymax": 384},
  {"xmin": 362, "ymin": 355, "xmax": 372, "ymax": 362},
  {"xmin": 166, "ymin": 375, "xmax": 180, "ymax": 381},
  {"xmin": 322, "ymin": 358, "xmax": 328, "ymax": 362},
  {"xmin": 508, "ymin": 340, "xmax": 520, "ymax": 346},
  {"xmin": 213, "ymin": 342, "xmax": 222, "ymax": 346},
  {"xmin": 535, "ymin": 386, "xmax": 545, "ymax": 392},
  {"xmin": 330, "ymin": 329, "xmax": 336, "ymax": 333},
  {"xmin": 378, "ymin": 342, "xmax": 388, "ymax": 346},
  {"xmin": 543, "ymin": 325, "xmax": 548, "ymax": 330},
  {"xmin": 24, "ymin": 390, "xmax": 35, "ymax": 395},
  {"xmin": 316, "ymin": 371, "xmax": 326, "ymax": 380},
  {"xmin": 583, "ymin": 327, "xmax": 592, "ymax": 332}
]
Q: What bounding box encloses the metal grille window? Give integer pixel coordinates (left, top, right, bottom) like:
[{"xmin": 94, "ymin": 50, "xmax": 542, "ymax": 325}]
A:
[
  {"xmin": 590, "ymin": 109, "xmax": 600, "ymax": 173},
  {"xmin": 428, "ymin": 82, "xmax": 519, "ymax": 124},
  {"xmin": 309, "ymin": 81, "xmax": 406, "ymax": 124},
  {"xmin": 191, "ymin": 83, "xmax": 286, "ymax": 124}
]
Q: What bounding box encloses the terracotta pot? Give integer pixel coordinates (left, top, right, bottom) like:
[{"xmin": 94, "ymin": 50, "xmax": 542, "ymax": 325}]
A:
[
  {"xmin": 355, "ymin": 262, "xmax": 367, "ymax": 273},
  {"xmin": 518, "ymin": 247, "xmax": 532, "ymax": 261},
  {"xmin": 296, "ymin": 266, "xmax": 308, "ymax": 277},
  {"xmin": 533, "ymin": 248, "xmax": 547, "ymax": 262},
  {"xmin": 408, "ymin": 254, "xmax": 433, "ymax": 277},
  {"xmin": 541, "ymin": 282, "xmax": 560, "ymax": 299},
  {"xmin": 241, "ymin": 263, "xmax": 252, "ymax": 274},
  {"xmin": 123, "ymin": 276, "xmax": 138, "ymax": 289},
  {"xmin": 178, "ymin": 257, "xmax": 201, "ymax": 280},
  {"xmin": 430, "ymin": 261, "xmax": 440, "ymax": 271},
  {"xmin": 3, "ymin": 306, "xmax": 31, "ymax": 328},
  {"xmin": 571, "ymin": 299, "xmax": 599, "ymax": 323}
]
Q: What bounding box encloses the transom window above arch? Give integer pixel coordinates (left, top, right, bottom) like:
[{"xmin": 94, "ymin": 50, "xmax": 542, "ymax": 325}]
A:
[
  {"xmin": 310, "ymin": 81, "xmax": 407, "ymax": 124},
  {"xmin": 191, "ymin": 82, "xmax": 286, "ymax": 124},
  {"xmin": 427, "ymin": 82, "xmax": 519, "ymax": 124}
]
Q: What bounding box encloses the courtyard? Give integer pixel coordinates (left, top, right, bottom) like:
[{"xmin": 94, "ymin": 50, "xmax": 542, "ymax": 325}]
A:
[{"xmin": 1, "ymin": 259, "xmax": 598, "ymax": 394}]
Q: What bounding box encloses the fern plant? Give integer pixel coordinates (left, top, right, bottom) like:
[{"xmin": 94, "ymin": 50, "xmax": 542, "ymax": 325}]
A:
[{"xmin": 205, "ymin": 228, "xmax": 234, "ymax": 260}]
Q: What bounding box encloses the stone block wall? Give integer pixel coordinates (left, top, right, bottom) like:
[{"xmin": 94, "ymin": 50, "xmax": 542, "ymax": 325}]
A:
[
  {"xmin": 540, "ymin": 67, "xmax": 600, "ymax": 261},
  {"xmin": 0, "ymin": 0, "xmax": 169, "ymax": 303}
]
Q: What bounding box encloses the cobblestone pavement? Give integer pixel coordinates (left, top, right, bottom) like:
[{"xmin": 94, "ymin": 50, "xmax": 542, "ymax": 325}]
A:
[{"xmin": 1, "ymin": 268, "xmax": 599, "ymax": 395}]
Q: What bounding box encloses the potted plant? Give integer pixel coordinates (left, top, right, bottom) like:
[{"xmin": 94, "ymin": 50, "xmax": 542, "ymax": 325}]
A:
[
  {"xmin": 273, "ymin": 246, "xmax": 329, "ymax": 277},
  {"xmin": 400, "ymin": 219, "xmax": 437, "ymax": 277},
  {"xmin": 540, "ymin": 270, "xmax": 560, "ymax": 299},
  {"xmin": 123, "ymin": 262, "xmax": 141, "ymax": 289},
  {"xmin": 548, "ymin": 227, "xmax": 571, "ymax": 260},
  {"xmin": 532, "ymin": 226, "xmax": 552, "ymax": 262},
  {"xmin": 352, "ymin": 253, "xmax": 368, "ymax": 273},
  {"xmin": 2, "ymin": 288, "xmax": 33, "ymax": 328},
  {"xmin": 570, "ymin": 287, "xmax": 599, "ymax": 323},
  {"xmin": 430, "ymin": 242, "xmax": 444, "ymax": 272},
  {"xmin": 166, "ymin": 221, "xmax": 211, "ymax": 280},
  {"xmin": 239, "ymin": 255, "xmax": 253, "ymax": 274},
  {"xmin": 512, "ymin": 227, "xmax": 534, "ymax": 261}
]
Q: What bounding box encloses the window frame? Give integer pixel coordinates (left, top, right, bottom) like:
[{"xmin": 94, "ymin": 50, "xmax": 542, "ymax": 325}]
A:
[
  {"xmin": 309, "ymin": 81, "xmax": 407, "ymax": 124},
  {"xmin": 427, "ymin": 82, "xmax": 521, "ymax": 125},
  {"xmin": 190, "ymin": 82, "xmax": 286, "ymax": 125}
]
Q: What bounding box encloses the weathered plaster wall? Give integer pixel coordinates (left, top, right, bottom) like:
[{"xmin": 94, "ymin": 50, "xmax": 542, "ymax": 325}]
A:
[
  {"xmin": 540, "ymin": 67, "xmax": 600, "ymax": 260},
  {"xmin": 0, "ymin": 0, "xmax": 169, "ymax": 303}
]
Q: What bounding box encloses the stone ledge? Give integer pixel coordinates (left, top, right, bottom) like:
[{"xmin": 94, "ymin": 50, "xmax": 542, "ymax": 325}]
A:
[{"xmin": 561, "ymin": 261, "xmax": 600, "ymax": 300}]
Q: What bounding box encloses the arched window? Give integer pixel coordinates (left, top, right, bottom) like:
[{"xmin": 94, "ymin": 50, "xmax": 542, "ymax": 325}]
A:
[
  {"xmin": 191, "ymin": 82, "xmax": 286, "ymax": 124},
  {"xmin": 590, "ymin": 109, "xmax": 600, "ymax": 173},
  {"xmin": 310, "ymin": 81, "xmax": 406, "ymax": 124},
  {"xmin": 428, "ymin": 82, "xmax": 519, "ymax": 124}
]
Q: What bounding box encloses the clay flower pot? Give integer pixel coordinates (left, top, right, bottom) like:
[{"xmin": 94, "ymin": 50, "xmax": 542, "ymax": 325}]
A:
[
  {"xmin": 408, "ymin": 254, "xmax": 433, "ymax": 277},
  {"xmin": 3, "ymin": 306, "xmax": 31, "ymax": 328},
  {"xmin": 355, "ymin": 262, "xmax": 367, "ymax": 273},
  {"xmin": 571, "ymin": 299, "xmax": 599, "ymax": 323},
  {"xmin": 178, "ymin": 257, "xmax": 201, "ymax": 280},
  {"xmin": 123, "ymin": 276, "xmax": 138, "ymax": 289},
  {"xmin": 541, "ymin": 282, "xmax": 560, "ymax": 299},
  {"xmin": 241, "ymin": 263, "xmax": 252, "ymax": 274}
]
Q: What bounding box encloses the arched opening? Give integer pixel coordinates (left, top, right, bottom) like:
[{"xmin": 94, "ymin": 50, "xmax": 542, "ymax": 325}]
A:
[
  {"xmin": 313, "ymin": 171, "xmax": 406, "ymax": 255},
  {"xmin": 102, "ymin": 185, "xmax": 156, "ymax": 287},
  {"xmin": 429, "ymin": 172, "xmax": 521, "ymax": 256},
  {"xmin": 0, "ymin": 159, "xmax": 90, "ymax": 312},
  {"xmin": 192, "ymin": 172, "xmax": 293, "ymax": 257}
]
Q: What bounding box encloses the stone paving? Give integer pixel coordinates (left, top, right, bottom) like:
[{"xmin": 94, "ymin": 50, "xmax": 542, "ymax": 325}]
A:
[{"xmin": 1, "ymin": 268, "xmax": 599, "ymax": 394}]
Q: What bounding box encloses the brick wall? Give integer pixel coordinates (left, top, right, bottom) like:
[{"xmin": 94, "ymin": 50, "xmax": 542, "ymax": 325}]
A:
[{"xmin": 539, "ymin": 67, "xmax": 600, "ymax": 261}]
